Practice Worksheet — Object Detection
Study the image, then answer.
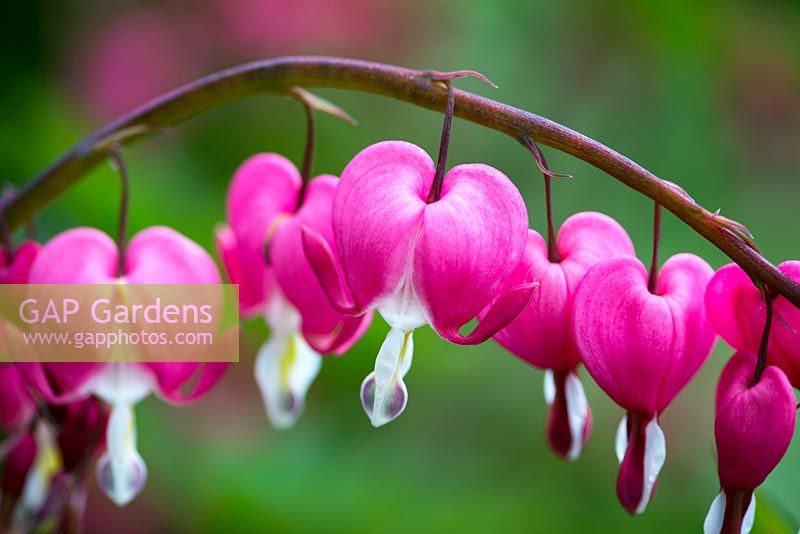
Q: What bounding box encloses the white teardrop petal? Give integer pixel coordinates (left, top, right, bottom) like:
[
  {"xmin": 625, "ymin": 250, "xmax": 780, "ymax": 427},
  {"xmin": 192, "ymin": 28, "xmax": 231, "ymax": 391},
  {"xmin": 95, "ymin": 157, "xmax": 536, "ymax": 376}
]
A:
[
  {"xmin": 543, "ymin": 369, "xmax": 555, "ymax": 406},
  {"xmin": 254, "ymin": 332, "xmax": 322, "ymax": 430},
  {"xmin": 635, "ymin": 418, "xmax": 666, "ymax": 514},
  {"xmin": 564, "ymin": 372, "xmax": 589, "ymax": 461},
  {"xmin": 703, "ymin": 491, "xmax": 725, "ymax": 534},
  {"xmin": 16, "ymin": 423, "xmax": 60, "ymax": 520},
  {"xmin": 362, "ymin": 327, "xmax": 414, "ymax": 427},
  {"xmin": 615, "ymin": 415, "xmax": 628, "ymax": 464},
  {"xmin": 96, "ymin": 403, "xmax": 147, "ymax": 507}
]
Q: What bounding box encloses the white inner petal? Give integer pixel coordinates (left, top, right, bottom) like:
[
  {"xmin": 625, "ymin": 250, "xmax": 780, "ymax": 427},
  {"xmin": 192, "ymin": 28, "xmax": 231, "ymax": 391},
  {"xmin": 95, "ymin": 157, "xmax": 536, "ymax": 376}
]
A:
[
  {"xmin": 378, "ymin": 280, "xmax": 427, "ymax": 332},
  {"xmin": 615, "ymin": 415, "xmax": 628, "ymax": 464},
  {"xmin": 742, "ymin": 493, "xmax": 755, "ymax": 534},
  {"xmin": 543, "ymin": 369, "xmax": 555, "ymax": 406},
  {"xmin": 16, "ymin": 422, "xmax": 59, "ymax": 521},
  {"xmin": 90, "ymin": 363, "xmax": 154, "ymax": 406},
  {"xmin": 96, "ymin": 402, "xmax": 147, "ymax": 507},
  {"xmin": 254, "ymin": 330, "xmax": 322, "ymax": 430},
  {"xmin": 703, "ymin": 491, "xmax": 725, "ymax": 534},
  {"xmin": 564, "ymin": 371, "xmax": 589, "ymax": 461},
  {"xmin": 363, "ymin": 327, "xmax": 414, "ymax": 427},
  {"xmin": 636, "ymin": 418, "xmax": 666, "ymax": 514}
]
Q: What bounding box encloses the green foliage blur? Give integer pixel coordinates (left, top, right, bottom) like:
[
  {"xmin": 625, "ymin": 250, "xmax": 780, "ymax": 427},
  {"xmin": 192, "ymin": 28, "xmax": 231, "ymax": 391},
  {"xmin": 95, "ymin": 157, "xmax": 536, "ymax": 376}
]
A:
[{"xmin": 2, "ymin": 0, "xmax": 799, "ymax": 532}]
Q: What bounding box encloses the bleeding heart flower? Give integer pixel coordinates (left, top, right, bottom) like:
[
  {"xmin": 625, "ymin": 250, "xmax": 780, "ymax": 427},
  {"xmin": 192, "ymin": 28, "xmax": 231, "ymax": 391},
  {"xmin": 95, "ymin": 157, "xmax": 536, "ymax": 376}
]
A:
[
  {"xmin": 18, "ymin": 226, "xmax": 228, "ymax": 507},
  {"xmin": 493, "ymin": 212, "xmax": 634, "ymax": 460},
  {"xmin": 573, "ymin": 253, "xmax": 715, "ymax": 514},
  {"xmin": 303, "ymin": 140, "xmax": 535, "ymax": 427},
  {"xmin": 216, "ymin": 154, "xmax": 371, "ymax": 429},
  {"xmin": 703, "ymin": 351, "xmax": 795, "ymax": 534},
  {"xmin": 705, "ymin": 261, "xmax": 800, "ymax": 387}
]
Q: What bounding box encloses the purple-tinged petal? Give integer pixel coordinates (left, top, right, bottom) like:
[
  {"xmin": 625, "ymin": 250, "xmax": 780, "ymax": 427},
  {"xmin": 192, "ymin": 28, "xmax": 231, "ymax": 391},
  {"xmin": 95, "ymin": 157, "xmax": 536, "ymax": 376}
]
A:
[
  {"xmin": 413, "ymin": 163, "xmax": 529, "ymax": 342},
  {"xmin": 333, "ymin": 140, "xmax": 431, "ymax": 310}
]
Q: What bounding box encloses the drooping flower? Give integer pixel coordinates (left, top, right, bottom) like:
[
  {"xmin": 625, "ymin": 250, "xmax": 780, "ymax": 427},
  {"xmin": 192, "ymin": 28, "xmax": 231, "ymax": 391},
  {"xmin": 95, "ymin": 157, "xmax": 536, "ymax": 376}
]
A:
[
  {"xmin": 493, "ymin": 212, "xmax": 634, "ymax": 459},
  {"xmin": 17, "ymin": 226, "xmax": 229, "ymax": 506},
  {"xmin": 216, "ymin": 153, "xmax": 371, "ymax": 428},
  {"xmin": 705, "ymin": 261, "xmax": 800, "ymax": 387},
  {"xmin": 573, "ymin": 253, "xmax": 715, "ymax": 514},
  {"xmin": 303, "ymin": 140, "xmax": 536, "ymax": 426},
  {"xmin": 703, "ymin": 351, "xmax": 795, "ymax": 534}
]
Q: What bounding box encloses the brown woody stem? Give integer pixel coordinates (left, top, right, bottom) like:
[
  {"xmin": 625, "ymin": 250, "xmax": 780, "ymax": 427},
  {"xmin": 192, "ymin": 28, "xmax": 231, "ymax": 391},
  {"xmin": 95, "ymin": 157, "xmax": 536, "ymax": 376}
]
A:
[{"xmin": 0, "ymin": 56, "xmax": 797, "ymax": 307}]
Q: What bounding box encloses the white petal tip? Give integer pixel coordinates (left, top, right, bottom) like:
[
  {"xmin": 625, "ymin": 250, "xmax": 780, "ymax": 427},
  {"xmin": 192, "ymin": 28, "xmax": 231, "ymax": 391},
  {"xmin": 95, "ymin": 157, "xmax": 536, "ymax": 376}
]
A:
[
  {"xmin": 96, "ymin": 451, "xmax": 147, "ymax": 507},
  {"xmin": 361, "ymin": 371, "xmax": 408, "ymax": 428}
]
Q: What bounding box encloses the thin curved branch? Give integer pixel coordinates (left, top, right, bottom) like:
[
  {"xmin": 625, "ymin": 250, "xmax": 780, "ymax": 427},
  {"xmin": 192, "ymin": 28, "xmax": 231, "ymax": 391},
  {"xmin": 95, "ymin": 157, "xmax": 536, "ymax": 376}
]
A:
[{"xmin": 3, "ymin": 55, "xmax": 799, "ymax": 307}]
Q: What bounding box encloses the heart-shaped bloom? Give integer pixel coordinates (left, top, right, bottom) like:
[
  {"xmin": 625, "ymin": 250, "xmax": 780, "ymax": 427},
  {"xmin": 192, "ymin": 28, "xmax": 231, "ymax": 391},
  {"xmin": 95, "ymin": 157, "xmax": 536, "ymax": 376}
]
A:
[
  {"xmin": 17, "ymin": 226, "xmax": 228, "ymax": 507},
  {"xmin": 216, "ymin": 154, "xmax": 371, "ymax": 428},
  {"xmin": 573, "ymin": 253, "xmax": 715, "ymax": 514},
  {"xmin": 303, "ymin": 141, "xmax": 535, "ymax": 426},
  {"xmin": 493, "ymin": 212, "xmax": 634, "ymax": 460},
  {"xmin": 705, "ymin": 261, "xmax": 800, "ymax": 387},
  {"xmin": 703, "ymin": 351, "xmax": 795, "ymax": 534}
]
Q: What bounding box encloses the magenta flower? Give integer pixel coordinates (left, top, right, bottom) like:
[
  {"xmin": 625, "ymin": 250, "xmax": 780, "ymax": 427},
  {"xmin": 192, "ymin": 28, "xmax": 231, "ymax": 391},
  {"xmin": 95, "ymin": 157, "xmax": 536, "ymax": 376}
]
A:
[
  {"xmin": 1, "ymin": 241, "xmax": 40, "ymax": 432},
  {"xmin": 217, "ymin": 153, "xmax": 372, "ymax": 428},
  {"xmin": 703, "ymin": 351, "xmax": 795, "ymax": 534},
  {"xmin": 705, "ymin": 261, "xmax": 800, "ymax": 387},
  {"xmin": 0, "ymin": 240, "xmax": 39, "ymax": 285},
  {"xmin": 19, "ymin": 226, "xmax": 227, "ymax": 506},
  {"xmin": 573, "ymin": 253, "xmax": 715, "ymax": 514},
  {"xmin": 303, "ymin": 141, "xmax": 535, "ymax": 426},
  {"xmin": 493, "ymin": 212, "xmax": 634, "ymax": 459}
]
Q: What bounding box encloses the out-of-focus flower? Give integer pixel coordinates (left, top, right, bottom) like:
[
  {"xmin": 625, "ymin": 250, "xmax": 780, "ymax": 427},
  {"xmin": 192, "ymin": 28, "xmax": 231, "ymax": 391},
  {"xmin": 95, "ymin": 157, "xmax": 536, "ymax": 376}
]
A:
[{"xmin": 217, "ymin": 154, "xmax": 371, "ymax": 428}]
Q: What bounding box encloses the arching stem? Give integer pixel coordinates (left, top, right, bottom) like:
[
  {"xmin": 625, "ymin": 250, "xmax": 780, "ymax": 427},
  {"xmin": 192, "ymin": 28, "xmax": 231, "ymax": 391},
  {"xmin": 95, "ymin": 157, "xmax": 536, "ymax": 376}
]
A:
[
  {"xmin": 752, "ymin": 291, "xmax": 774, "ymax": 386},
  {"xmin": 648, "ymin": 202, "xmax": 662, "ymax": 294},
  {"xmin": 108, "ymin": 147, "xmax": 129, "ymax": 278},
  {"xmin": 1, "ymin": 56, "xmax": 799, "ymax": 308},
  {"xmin": 427, "ymin": 81, "xmax": 454, "ymax": 204}
]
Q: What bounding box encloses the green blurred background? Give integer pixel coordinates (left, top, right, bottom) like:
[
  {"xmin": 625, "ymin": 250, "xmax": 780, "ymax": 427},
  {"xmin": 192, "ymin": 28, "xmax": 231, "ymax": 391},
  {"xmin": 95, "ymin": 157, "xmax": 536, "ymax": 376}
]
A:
[{"xmin": 2, "ymin": 0, "xmax": 800, "ymax": 532}]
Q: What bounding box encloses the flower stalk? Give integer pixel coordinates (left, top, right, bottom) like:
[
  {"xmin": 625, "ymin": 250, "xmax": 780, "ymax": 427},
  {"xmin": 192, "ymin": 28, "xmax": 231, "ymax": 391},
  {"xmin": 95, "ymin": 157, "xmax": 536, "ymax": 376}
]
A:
[{"xmin": 0, "ymin": 56, "xmax": 797, "ymax": 308}]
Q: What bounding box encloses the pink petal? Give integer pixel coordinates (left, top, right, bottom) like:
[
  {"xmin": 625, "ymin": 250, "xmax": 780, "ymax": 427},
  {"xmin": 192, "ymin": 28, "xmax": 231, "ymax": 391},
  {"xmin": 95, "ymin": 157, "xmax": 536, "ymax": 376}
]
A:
[
  {"xmin": 333, "ymin": 141, "xmax": 431, "ymax": 310},
  {"xmin": 0, "ymin": 241, "xmax": 40, "ymax": 284},
  {"xmin": 413, "ymin": 163, "xmax": 529, "ymax": 341},
  {"xmin": 768, "ymin": 261, "xmax": 800, "ymax": 386},
  {"xmin": 29, "ymin": 228, "xmax": 117, "ymax": 283},
  {"xmin": 573, "ymin": 256, "xmax": 677, "ymax": 415},
  {"xmin": 0, "ymin": 364, "xmax": 35, "ymax": 430},
  {"xmin": 655, "ymin": 253, "xmax": 716, "ymax": 412},
  {"xmin": 225, "ymin": 153, "xmax": 301, "ymax": 310},
  {"xmin": 215, "ymin": 224, "xmax": 273, "ymax": 316},
  {"xmin": 125, "ymin": 226, "xmax": 220, "ymax": 284},
  {"xmin": 302, "ymin": 225, "xmax": 359, "ymax": 314},
  {"xmin": 494, "ymin": 212, "xmax": 634, "ymax": 371},
  {"xmin": 715, "ymin": 351, "xmax": 795, "ymax": 491},
  {"xmin": 271, "ymin": 175, "xmax": 371, "ymax": 353},
  {"xmin": 705, "ymin": 264, "xmax": 762, "ymax": 353}
]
